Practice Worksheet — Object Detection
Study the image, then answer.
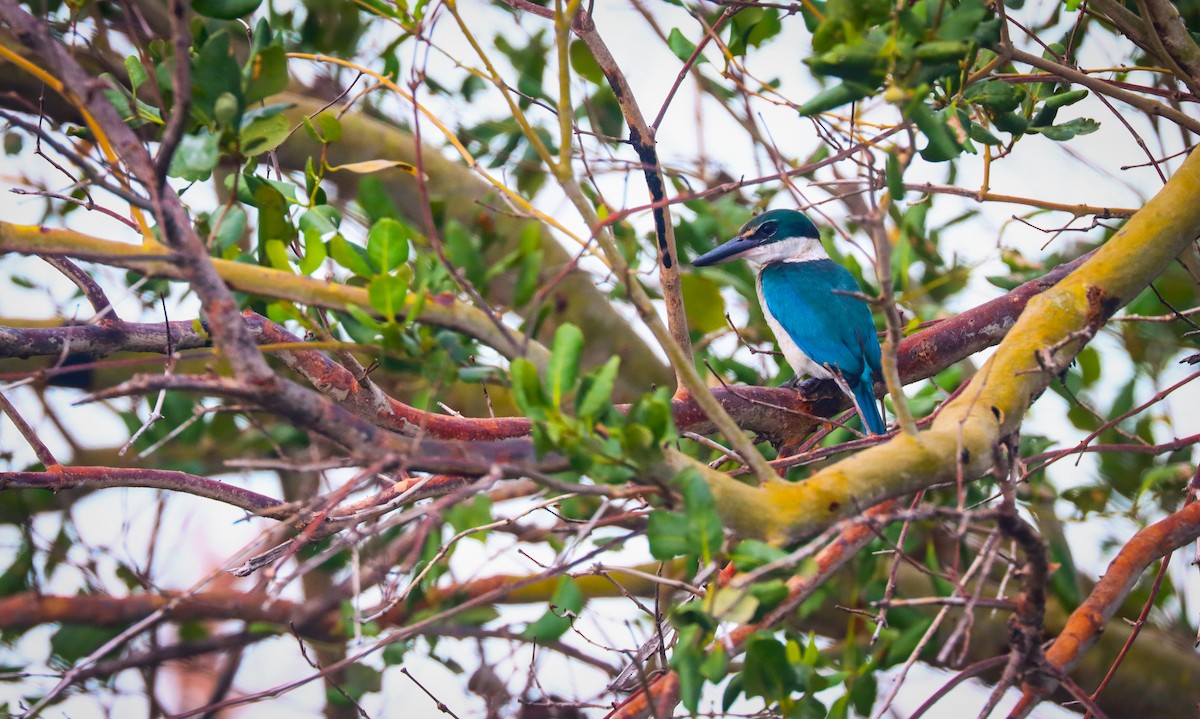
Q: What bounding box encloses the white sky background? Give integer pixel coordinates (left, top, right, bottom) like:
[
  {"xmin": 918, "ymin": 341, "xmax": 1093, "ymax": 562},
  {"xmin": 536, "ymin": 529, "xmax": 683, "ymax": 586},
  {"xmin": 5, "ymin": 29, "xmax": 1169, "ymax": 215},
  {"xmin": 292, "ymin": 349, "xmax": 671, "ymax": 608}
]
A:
[{"xmin": 0, "ymin": 0, "xmax": 1197, "ymax": 717}]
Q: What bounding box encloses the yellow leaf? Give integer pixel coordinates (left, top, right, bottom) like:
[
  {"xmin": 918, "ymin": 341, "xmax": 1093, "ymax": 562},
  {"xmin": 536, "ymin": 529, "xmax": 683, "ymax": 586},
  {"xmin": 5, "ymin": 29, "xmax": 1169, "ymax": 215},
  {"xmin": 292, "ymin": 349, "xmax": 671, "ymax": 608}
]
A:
[{"xmin": 325, "ymin": 159, "xmax": 420, "ymax": 175}]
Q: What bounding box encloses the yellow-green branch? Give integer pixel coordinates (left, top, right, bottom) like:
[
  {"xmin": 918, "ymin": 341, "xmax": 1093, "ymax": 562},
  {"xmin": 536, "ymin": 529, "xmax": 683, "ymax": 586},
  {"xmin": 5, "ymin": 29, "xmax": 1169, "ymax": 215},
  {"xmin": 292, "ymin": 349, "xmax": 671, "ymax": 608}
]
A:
[
  {"xmin": 693, "ymin": 148, "xmax": 1200, "ymax": 542},
  {"xmin": 0, "ymin": 222, "xmax": 550, "ymax": 370}
]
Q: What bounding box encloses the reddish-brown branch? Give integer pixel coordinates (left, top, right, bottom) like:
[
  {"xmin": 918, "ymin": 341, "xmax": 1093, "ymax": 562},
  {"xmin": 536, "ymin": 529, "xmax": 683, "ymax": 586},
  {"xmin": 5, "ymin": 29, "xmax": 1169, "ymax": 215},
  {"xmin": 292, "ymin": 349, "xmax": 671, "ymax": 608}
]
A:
[
  {"xmin": 42, "ymin": 256, "xmax": 114, "ymax": 318},
  {"xmin": 246, "ymin": 312, "xmax": 534, "ymax": 441},
  {"xmin": 987, "ymin": 506, "xmax": 1049, "ymax": 715},
  {"xmin": 1012, "ymin": 499, "xmax": 1200, "ymax": 716},
  {"xmin": 1027, "ymin": 432, "xmax": 1200, "ymax": 464},
  {"xmin": 0, "ymin": 590, "xmax": 302, "ymax": 634},
  {"xmin": 1, "ymin": 248, "xmax": 1094, "ymax": 454},
  {"xmin": 0, "ymin": 388, "xmax": 58, "ymax": 467},
  {"xmin": 80, "ymin": 372, "xmax": 555, "ymax": 476},
  {"xmin": 1084, "ymin": 552, "xmax": 1173, "ymax": 717},
  {"xmin": 0, "ymin": 320, "xmax": 209, "ymax": 359},
  {"xmin": 605, "ymin": 501, "xmax": 896, "ymax": 719},
  {"xmin": 0, "ymin": 466, "xmax": 291, "ymax": 517}
]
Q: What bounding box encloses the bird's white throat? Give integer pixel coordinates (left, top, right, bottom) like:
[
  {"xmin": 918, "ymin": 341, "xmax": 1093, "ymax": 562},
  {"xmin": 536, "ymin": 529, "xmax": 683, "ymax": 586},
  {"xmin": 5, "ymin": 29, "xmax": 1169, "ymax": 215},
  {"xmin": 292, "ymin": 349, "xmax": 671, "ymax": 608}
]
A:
[{"xmin": 740, "ymin": 236, "xmax": 828, "ymax": 265}]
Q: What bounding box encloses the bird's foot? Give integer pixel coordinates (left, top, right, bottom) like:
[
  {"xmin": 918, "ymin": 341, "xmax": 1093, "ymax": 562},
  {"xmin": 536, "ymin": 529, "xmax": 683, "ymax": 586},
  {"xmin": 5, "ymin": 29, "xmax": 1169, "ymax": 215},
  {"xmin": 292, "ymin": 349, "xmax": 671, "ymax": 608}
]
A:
[{"xmin": 782, "ymin": 375, "xmax": 804, "ymax": 390}]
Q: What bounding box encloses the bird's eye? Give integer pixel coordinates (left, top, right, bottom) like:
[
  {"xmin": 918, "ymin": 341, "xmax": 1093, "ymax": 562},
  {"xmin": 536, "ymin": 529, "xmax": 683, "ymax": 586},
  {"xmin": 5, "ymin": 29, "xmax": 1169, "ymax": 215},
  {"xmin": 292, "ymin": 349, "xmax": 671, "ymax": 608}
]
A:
[{"xmin": 758, "ymin": 221, "xmax": 778, "ymax": 239}]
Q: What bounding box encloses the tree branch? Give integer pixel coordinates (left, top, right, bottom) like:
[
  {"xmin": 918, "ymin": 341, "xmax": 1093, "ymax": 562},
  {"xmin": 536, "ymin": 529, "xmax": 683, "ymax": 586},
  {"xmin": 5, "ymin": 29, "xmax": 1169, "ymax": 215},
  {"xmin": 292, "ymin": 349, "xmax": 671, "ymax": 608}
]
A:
[{"xmin": 690, "ymin": 147, "xmax": 1200, "ymax": 542}]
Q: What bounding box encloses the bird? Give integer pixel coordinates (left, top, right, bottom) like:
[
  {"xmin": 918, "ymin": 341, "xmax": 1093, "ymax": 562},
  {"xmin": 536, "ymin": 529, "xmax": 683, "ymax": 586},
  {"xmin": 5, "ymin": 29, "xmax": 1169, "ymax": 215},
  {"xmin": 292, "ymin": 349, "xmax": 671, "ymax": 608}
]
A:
[{"xmin": 691, "ymin": 208, "xmax": 887, "ymax": 435}]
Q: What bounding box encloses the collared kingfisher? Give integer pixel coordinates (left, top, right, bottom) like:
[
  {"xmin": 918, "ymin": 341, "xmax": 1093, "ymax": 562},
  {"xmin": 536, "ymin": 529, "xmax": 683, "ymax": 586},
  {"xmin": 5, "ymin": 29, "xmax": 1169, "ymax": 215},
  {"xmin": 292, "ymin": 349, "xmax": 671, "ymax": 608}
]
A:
[{"xmin": 692, "ymin": 209, "xmax": 887, "ymax": 435}]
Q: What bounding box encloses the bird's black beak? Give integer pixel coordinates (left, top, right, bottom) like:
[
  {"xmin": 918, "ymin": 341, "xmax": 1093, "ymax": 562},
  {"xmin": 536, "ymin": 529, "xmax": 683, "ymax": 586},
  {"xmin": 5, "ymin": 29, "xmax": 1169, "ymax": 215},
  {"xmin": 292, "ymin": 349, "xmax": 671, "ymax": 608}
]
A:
[{"xmin": 691, "ymin": 236, "xmax": 759, "ymax": 266}]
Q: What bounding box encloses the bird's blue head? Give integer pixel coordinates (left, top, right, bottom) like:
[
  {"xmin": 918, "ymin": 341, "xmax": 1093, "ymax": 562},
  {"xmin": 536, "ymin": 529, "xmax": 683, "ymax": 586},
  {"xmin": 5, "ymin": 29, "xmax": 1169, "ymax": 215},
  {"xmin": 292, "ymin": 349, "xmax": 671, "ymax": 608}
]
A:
[{"xmin": 692, "ymin": 209, "xmax": 823, "ymax": 267}]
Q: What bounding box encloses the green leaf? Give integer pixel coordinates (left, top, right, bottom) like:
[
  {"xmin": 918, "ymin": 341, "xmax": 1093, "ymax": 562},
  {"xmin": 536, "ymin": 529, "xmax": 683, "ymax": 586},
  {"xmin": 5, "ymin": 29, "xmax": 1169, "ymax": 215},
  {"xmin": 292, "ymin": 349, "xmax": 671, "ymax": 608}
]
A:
[
  {"xmin": 100, "ymin": 80, "xmax": 137, "ymax": 127},
  {"xmin": 728, "ymin": 8, "xmax": 782, "ymax": 56},
  {"xmin": 647, "ymin": 470, "xmax": 723, "ymax": 561},
  {"xmin": 338, "ymin": 306, "xmax": 384, "ymax": 344},
  {"xmin": 669, "ymin": 625, "xmax": 705, "ymax": 712},
  {"xmin": 964, "ymin": 79, "xmax": 1025, "ymax": 112},
  {"xmin": 254, "ymin": 183, "xmax": 294, "ymax": 251},
  {"xmin": 907, "ymin": 101, "xmax": 962, "ymax": 162},
  {"xmin": 445, "ymin": 494, "xmax": 492, "ymax": 539},
  {"xmin": 3, "ymin": 131, "xmax": 22, "ymax": 155},
  {"xmin": 445, "ymin": 221, "xmax": 486, "ymax": 287},
  {"xmin": 381, "ymin": 641, "xmax": 409, "ymax": 666},
  {"xmin": 1042, "ymin": 88, "xmax": 1088, "ymax": 111},
  {"xmin": 318, "ymin": 113, "xmax": 344, "ymax": 143},
  {"xmin": 192, "ymin": 0, "xmax": 262, "ymax": 19},
  {"xmin": 576, "ymin": 356, "xmax": 620, "ymax": 418},
  {"xmin": 747, "ymin": 579, "xmax": 789, "ymax": 612},
  {"xmin": 522, "ymin": 577, "xmax": 583, "ymax": 642},
  {"xmin": 510, "ymin": 358, "xmax": 547, "ymax": 417},
  {"xmin": 366, "ymin": 218, "xmax": 411, "ymax": 273},
  {"xmin": 547, "ymin": 323, "xmax": 583, "ymax": 408},
  {"xmin": 368, "ymin": 272, "xmax": 410, "ymax": 319},
  {"xmin": 710, "ymin": 586, "xmax": 760, "ymax": 624},
  {"xmin": 935, "ymin": 0, "xmax": 988, "ymax": 41},
  {"xmin": 722, "ymin": 673, "xmax": 745, "ymax": 712},
  {"xmin": 167, "ymin": 129, "xmax": 220, "ymax": 182},
  {"xmin": 914, "ymin": 40, "xmax": 972, "ymax": 63},
  {"xmin": 666, "ymin": 28, "xmax": 707, "ymax": 64},
  {"xmin": 885, "ymin": 150, "xmax": 905, "ymax": 198},
  {"xmin": 240, "ymin": 113, "xmax": 291, "ymax": 156},
  {"xmin": 299, "ymin": 226, "xmax": 327, "ymax": 275},
  {"xmin": 191, "ymin": 32, "xmax": 242, "ymax": 122},
  {"xmin": 646, "ymin": 510, "xmax": 691, "ymax": 560},
  {"xmin": 993, "ymin": 111, "xmax": 1028, "ymax": 135},
  {"xmin": 797, "ymin": 81, "xmax": 875, "ymax": 117},
  {"xmin": 0, "ymin": 543, "xmax": 33, "ymax": 597},
  {"xmin": 124, "ymin": 55, "xmax": 148, "ymax": 96},
  {"xmin": 263, "ymin": 238, "xmax": 291, "ymax": 270},
  {"xmin": 328, "ymin": 235, "xmax": 375, "ymax": 278},
  {"xmin": 850, "ymin": 670, "xmax": 878, "ymax": 715},
  {"xmin": 1077, "ymin": 346, "xmax": 1100, "ymax": 386},
  {"xmin": 211, "ymin": 205, "xmax": 247, "ymax": 252},
  {"xmin": 681, "ymin": 472, "xmax": 723, "ymax": 563},
  {"xmin": 569, "ymin": 39, "xmax": 604, "ymax": 84},
  {"xmin": 1030, "ymin": 117, "xmax": 1100, "ymax": 141},
  {"xmin": 214, "ymin": 92, "xmax": 239, "ymax": 128},
  {"xmin": 700, "ymin": 644, "xmax": 729, "ymax": 682},
  {"xmin": 358, "ymin": 176, "xmax": 400, "ymax": 223},
  {"xmin": 731, "ymin": 539, "xmax": 788, "ymax": 571},
  {"xmin": 805, "ymin": 42, "xmax": 885, "ymax": 83},
  {"xmin": 244, "ymin": 44, "xmax": 288, "ymax": 105},
  {"xmin": 332, "ymin": 663, "xmax": 381, "ymax": 703},
  {"xmin": 298, "ymin": 205, "xmax": 341, "ymax": 236},
  {"xmin": 793, "ymin": 696, "xmax": 828, "ymax": 719},
  {"xmin": 681, "ymin": 273, "xmax": 727, "ymax": 335},
  {"xmin": 233, "ymin": 171, "xmax": 298, "ymax": 205},
  {"xmin": 513, "ymin": 249, "xmax": 543, "ymax": 306},
  {"xmin": 1062, "ymin": 484, "xmax": 1110, "ymax": 517},
  {"xmin": 968, "ymin": 122, "xmax": 1002, "ymax": 145},
  {"xmin": 584, "ymin": 86, "xmax": 625, "ymax": 138},
  {"xmin": 50, "ymin": 624, "xmax": 123, "ymax": 666},
  {"xmin": 742, "ymin": 633, "xmax": 799, "ymax": 701}
]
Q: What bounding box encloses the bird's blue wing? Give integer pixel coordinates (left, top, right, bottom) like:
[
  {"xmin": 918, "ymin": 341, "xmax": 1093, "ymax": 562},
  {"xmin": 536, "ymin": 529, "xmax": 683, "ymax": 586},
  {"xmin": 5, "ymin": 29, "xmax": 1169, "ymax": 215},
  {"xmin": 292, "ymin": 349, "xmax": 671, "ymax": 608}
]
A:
[{"xmin": 759, "ymin": 260, "xmax": 883, "ymax": 385}]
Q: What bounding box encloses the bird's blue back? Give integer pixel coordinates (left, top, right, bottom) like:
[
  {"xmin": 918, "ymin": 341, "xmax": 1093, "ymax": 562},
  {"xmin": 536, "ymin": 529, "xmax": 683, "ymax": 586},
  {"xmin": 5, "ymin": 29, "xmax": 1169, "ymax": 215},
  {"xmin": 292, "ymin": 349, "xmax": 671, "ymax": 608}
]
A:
[{"xmin": 760, "ymin": 260, "xmax": 884, "ymax": 431}]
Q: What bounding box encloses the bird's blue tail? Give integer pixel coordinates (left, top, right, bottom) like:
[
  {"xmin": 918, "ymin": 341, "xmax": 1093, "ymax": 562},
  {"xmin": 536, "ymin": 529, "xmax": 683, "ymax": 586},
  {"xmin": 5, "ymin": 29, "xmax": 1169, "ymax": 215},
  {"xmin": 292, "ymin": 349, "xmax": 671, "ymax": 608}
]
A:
[{"xmin": 853, "ymin": 381, "xmax": 886, "ymax": 435}]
